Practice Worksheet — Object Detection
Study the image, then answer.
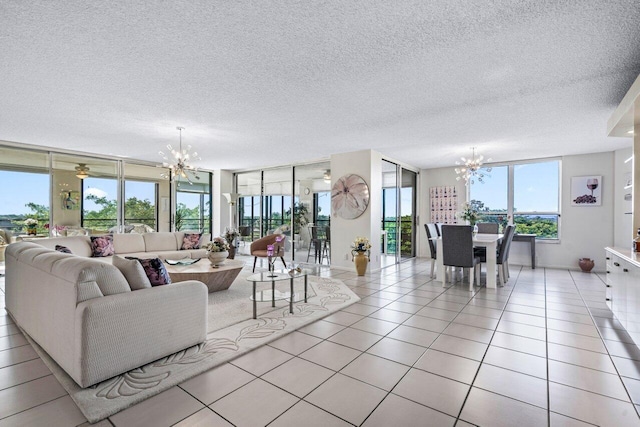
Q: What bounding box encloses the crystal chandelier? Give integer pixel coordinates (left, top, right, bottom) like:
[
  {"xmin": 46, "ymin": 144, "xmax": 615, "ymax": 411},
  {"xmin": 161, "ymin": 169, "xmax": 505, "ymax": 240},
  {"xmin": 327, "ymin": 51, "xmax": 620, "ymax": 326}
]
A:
[
  {"xmin": 455, "ymin": 147, "xmax": 492, "ymax": 185},
  {"xmin": 159, "ymin": 127, "xmax": 201, "ymax": 185}
]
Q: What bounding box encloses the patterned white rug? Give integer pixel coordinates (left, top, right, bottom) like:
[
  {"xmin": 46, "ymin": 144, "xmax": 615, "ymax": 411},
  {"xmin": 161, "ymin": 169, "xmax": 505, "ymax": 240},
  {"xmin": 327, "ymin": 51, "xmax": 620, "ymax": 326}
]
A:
[{"xmin": 24, "ymin": 275, "xmax": 359, "ymax": 423}]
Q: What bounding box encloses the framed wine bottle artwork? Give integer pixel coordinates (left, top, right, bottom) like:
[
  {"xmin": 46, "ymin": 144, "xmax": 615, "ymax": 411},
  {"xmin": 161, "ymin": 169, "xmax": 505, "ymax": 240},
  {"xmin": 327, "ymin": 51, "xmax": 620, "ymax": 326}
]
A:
[{"xmin": 571, "ymin": 176, "xmax": 602, "ymax": 206}]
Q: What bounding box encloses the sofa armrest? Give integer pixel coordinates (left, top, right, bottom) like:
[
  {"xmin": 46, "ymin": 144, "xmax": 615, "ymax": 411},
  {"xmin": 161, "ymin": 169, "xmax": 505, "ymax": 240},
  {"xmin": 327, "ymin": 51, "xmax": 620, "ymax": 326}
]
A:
[{"xmin": 73, "ymin": 280, "xmax": 208, "ymax": 387}]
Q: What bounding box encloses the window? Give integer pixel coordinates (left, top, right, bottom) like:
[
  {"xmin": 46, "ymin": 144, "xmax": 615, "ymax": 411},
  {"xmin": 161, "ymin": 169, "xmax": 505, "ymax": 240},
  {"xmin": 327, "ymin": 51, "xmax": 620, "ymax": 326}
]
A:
[
  {"xmin": 0, "ymin": 170, "xmax": 50, "ymax": 234},
  {"xmin": 82, "ymin": 177, "xmax": 118, "ymax": 232},
  {"xmin": 470, "ymin": 160, "xmax": 560, "ymax": 239},
  {"xmin": 125, "ymin": 180, "xmax": 157, "ymax": 230}
]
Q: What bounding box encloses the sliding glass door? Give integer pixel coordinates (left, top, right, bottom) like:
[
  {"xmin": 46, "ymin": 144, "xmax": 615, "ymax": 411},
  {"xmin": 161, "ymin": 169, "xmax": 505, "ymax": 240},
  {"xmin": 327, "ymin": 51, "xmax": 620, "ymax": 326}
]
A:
[{"xmin": 381, "ymin": 160, "xmax": 418, "ymax": 266}]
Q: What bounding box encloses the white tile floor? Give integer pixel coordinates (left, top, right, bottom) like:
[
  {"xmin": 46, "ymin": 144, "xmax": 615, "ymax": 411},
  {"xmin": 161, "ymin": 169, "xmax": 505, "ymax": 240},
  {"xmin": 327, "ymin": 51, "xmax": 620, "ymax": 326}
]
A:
[{"xmin": 1, "ymin": 258, "xmax": 640, "ymax": 426}]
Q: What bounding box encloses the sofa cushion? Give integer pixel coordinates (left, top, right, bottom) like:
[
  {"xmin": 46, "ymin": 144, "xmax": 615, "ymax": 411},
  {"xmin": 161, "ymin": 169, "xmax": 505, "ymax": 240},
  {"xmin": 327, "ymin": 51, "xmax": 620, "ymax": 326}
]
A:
[
  {"xmin": 112, "ymin": 256, "xmax": 152, "ymax": 290},
  {"xmin": 90, "ymin": 235, "xmax": 115, "ymax": 257},
  {"xmin": 113, "ymin": 233, "xmax": 145, "ymax": 254},
  {"xmin": 181, "ymin": 233, "xmax": 202, "ymax": 250},
  {"xmin": 128, "ymin": 257, "xmax": 172, "ymax": 286},
  {"xmin": 55, "ymin": 245, "xmax": 72, "ymax": 254},
  {"xmin": 143, "ymin": 232, "xmax": 178, "ymax": 252}
]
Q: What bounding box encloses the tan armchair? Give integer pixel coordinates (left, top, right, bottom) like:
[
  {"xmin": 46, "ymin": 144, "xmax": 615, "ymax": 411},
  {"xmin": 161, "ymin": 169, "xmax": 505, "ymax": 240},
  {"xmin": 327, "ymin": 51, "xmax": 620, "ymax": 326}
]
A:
[{"xmin": 250, "ymin": 234, "xmax": 287, "ymax": 272}]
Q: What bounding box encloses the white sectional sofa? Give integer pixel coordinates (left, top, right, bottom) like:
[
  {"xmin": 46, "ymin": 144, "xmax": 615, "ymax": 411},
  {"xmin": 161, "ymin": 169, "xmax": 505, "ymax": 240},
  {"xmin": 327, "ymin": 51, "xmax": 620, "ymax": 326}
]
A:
[
  {"xmin": 5, "ymin": 231, "xmax": 212, "ymax": 388},
  {"xmin": 33, "ymin": 231, "xmax": 212, "ymax": 261}
]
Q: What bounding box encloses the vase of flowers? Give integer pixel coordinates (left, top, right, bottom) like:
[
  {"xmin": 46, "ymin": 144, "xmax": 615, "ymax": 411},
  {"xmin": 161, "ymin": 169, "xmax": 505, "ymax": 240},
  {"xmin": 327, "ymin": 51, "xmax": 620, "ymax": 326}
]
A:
[
  {"xmin": 204, "ymin": 237, "xmax": 230, "ymax": 267},
  {"xmin": 224, "ymin": 227, "xmax": 239, "ymax": 259},
  {"xmin": 24, "ymin": 218, "xmax": 38, "ymax": 236},
  {"xmin": 459, "ymin": 202, "xmax": 479, "ymax": 228},
  {"xmin": 351, "ymin": 237, "xmax": 372, "ymax": 276}
]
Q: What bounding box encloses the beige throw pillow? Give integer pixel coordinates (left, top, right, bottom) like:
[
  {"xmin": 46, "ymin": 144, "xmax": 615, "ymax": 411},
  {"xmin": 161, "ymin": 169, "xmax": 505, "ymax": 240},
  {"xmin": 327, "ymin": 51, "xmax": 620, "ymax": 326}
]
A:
[{"xmin": 112, "ymin": 256, "xmax": 152, "ymax": 290}]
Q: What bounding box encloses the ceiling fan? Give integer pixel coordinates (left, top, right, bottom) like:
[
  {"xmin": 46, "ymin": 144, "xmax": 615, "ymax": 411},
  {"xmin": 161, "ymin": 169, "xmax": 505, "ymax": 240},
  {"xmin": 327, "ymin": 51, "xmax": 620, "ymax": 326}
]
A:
[{"xmin": 75, "ymin": 163, "xmax": 90, "ymax": 179}]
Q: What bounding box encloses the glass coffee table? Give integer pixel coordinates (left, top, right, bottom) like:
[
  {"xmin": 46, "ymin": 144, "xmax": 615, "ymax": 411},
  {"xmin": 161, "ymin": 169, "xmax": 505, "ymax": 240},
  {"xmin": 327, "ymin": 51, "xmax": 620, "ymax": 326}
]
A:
[{"xmin": 246, "ymin": 270, "xmax": 309, "ymax": 319}]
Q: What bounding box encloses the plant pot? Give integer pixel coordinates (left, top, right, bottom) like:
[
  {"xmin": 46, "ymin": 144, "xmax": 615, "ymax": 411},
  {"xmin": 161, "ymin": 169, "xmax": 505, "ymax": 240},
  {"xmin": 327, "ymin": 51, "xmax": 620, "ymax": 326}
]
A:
[
  {"xmin": 208, "ymin": 251, "xmax": 228, "ymax": 267},
  {"xmin": 579, "ymin": 258, "xmax": 595, "ymax": 273},
  {"xmin": 227, "ymin": 245, "xmax": 235, "ymax": 260},
  {"xmin": 26, "ymin": 226, "xmax": 37, "ymax": 236},
  {"xmin": 354, "ymin": 252, "xmax": 368, "ymax": 276}
]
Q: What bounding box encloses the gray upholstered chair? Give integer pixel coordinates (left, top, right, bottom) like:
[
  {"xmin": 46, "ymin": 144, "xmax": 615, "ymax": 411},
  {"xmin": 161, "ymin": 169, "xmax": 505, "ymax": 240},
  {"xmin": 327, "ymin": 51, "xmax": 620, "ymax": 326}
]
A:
[
  {"xmin": 476, "ymin": 222, "xmax": 499, "ymax": 234},
  {"xmin": 474, "ymin": 222, "xmax": 499, "ymax": 260},
  {"xmin": 497, "ymin": 225, "xmax": 516, "ymax": 285},
  {"xmin": 475, "ymin": 224, "xmax": 515, "ymax": 285},
  {"xmin": 424, "ymin": 224, "xmax": 438, "ymax": 278},
  {"xmin": 441, "ymin": 225, "xmax": 481, "ymax": 291}
]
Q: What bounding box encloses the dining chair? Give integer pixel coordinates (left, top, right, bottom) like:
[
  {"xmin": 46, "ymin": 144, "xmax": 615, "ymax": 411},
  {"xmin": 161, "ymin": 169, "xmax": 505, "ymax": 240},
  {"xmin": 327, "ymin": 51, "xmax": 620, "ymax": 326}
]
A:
[
  {"xmin": 306, "ymin": 226, "xmax": 324, "ymax": 263},
  {"xmin": 497, "ymin": 225, "xmax": 516, "ymax": 284},
  {"xmin": 474, "ymin": 225, "xmax": 516, "ymax": 286},
  {"xmin": 441, "ymin": 225, "xmax": 481, "ymax": 291},
  {"xmin": 476, "ymin": 222, "xmax": 499, "ymax": 234},
  {"xmin": 435, "ymin": 223, "xmax": 443, "ymax": 237},
  {"xmin": 424, "ymin": 223, "xmax": 438, "ymax": 278},
  {"xmin": 474, "ymin": 222, "xmax": 498, "ymax": 260},
  {"xmin": 322, "ymin": 226, "xmax": 331, "ymax": 265}
]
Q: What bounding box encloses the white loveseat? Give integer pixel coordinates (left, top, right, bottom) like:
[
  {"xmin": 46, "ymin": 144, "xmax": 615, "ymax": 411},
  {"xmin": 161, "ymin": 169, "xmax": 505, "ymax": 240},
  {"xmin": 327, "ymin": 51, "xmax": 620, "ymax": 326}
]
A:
[{"xmin": 5, "ymin": 234, "xmax": 210, "ymax": 388}]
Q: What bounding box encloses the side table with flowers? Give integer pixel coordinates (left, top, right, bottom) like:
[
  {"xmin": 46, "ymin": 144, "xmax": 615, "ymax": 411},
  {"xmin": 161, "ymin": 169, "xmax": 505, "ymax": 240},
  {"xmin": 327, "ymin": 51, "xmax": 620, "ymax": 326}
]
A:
[
  {"xmin": 351, "ymin": 236, "xmax": 372, "ymax": 276},
  {"xmin": 204, "ymin": 237, "xmax": 230, "ymax": 267},
  {"xmin": 24, "ymin": 218, "xmax": 38, "ymax": 236}
]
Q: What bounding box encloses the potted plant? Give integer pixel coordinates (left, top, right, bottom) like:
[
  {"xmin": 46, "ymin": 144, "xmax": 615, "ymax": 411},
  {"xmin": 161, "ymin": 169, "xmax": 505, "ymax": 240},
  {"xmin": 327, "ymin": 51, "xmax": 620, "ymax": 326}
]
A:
[
  {"xmin": 292, "ymin": 202, "xmax": 310, "ymax": 234},
  {"xmin": 24, "ymin": 218, "xmax": 38, "ymax": 236}
]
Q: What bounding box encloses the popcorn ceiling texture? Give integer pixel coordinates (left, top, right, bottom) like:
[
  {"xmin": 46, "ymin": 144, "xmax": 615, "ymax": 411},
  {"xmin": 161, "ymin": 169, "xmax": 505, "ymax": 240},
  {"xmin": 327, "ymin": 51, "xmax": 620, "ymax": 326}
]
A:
[{"xmin": 0, "ymin": 0, "xmax": 639, "ymax": 169}]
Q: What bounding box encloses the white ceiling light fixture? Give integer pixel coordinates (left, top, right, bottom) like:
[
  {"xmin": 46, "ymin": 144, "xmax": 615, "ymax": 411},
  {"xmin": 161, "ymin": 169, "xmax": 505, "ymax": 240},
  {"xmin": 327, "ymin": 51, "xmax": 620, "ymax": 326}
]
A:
[
  {"xmin": 159, "ymin": 126, "xmax": 201, "ymax": 185},
  {"xmin": 455, "ymin": 147, "xmax": 492, "ymax": 186},
  {"xmin": 75, "ymin": 163, "xmax": 90, "ymax": 179}
]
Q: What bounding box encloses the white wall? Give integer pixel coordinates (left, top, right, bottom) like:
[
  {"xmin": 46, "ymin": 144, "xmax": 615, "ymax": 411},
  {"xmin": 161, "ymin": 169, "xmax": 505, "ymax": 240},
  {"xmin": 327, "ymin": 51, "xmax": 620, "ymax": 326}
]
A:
[
  {"xmin": 417, "ymin": 167, "xmax": 467, "ymax": 258},
  {"xmin": 418, "ymin": 152, "xmax": 616, "ymax": 271},
  {"xmin": 330, "ymin": 150, "xmax": 383, "ymax": 271},
  {"xmin": 213, "ymin": 170, "xmax": 233, "ymax": 237}
]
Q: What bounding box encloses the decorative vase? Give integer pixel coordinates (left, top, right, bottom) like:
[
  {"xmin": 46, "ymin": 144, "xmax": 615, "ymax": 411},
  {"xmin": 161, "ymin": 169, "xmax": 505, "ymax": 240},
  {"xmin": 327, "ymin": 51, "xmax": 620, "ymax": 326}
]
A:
[
  {"xmin": 208, "ymin": 251, "xmax": 228, "ymax": 267},
  {"xmin": 579, "ymin": 258, "xmax": 595, "ymax": 273},
  {"xmin": 354, "ymin": 252, "xmax": 368, "ymax": 276},
  {"xmin": 26, "ymin": 226, "xmax": 37, "ymax": 236},
  {"xmin": 227, "ymin": 245, "xmax": 236, "ymax": 260}
]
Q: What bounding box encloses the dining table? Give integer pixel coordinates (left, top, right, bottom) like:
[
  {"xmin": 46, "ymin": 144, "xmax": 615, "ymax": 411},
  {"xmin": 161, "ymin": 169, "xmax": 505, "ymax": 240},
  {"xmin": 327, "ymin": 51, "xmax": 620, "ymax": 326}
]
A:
[{"xmin": 435, "ymin": 233, "xmax": 503, "ymax": 289}]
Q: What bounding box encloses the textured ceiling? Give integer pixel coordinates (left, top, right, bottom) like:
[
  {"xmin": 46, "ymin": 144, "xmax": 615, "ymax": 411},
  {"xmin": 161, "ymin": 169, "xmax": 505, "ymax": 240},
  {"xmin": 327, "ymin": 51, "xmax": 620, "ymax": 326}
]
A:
[{"xmin": 1, "ymin": 1, "xmax": 639, "ymax": 171}]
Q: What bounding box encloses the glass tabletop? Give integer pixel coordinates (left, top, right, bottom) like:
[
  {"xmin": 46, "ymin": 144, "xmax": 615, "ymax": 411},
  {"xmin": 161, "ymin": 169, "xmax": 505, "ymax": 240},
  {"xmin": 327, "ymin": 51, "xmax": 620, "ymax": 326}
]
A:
[{"xmin": 246, "ymin": 269, "xmax": 310, "ymax": 283}]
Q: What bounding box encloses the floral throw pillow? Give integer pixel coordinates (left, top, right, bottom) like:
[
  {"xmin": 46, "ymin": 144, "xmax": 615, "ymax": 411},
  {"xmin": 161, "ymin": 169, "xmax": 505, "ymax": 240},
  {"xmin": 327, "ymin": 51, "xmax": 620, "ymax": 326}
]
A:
[
  {"xmin": 90, "ymin": 235, "xmax": 115, "ymax": 257},
  {"xmin": 181, "ymin": 233, "xmax": 202, "ymax": 250},
  {"xmin": 132, "ymin": 258, "xmax": 172, "ymax": 286},
  {"xmin": 55, "ymin": 245, "xmax": 72, "ymax": 254}
]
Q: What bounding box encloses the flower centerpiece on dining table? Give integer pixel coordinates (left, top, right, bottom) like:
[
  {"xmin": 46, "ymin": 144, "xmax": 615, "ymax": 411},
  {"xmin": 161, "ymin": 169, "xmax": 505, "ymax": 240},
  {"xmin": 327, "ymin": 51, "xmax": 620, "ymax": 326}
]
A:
[
  {"xmin": 351, "ymin": 236, "xmax": 372, "ymax": 276},
  {"xmin": 459, "ymin": 202, "xmax": 479, "ymax": 230},
  {"xmin": 24, "ymin": 218, "xmax": 38, "ymax": 235},
  {"xmin": 204, "ymin": 236, "xmax": 230, "ymax": 267}
]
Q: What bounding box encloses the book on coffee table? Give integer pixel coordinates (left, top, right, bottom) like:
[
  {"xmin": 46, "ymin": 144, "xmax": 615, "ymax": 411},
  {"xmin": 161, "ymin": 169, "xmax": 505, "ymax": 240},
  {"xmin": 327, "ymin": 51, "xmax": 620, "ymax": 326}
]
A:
[{"xmin": 164, "ymin": 258, "xmax": 200, "ymax": 266}]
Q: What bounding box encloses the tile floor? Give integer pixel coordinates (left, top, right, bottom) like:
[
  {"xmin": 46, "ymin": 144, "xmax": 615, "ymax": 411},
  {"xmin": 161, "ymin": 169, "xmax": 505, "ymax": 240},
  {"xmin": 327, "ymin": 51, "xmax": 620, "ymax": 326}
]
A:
[{"xmin": 1, "ymin": 259, "xmax": 640, "ymax": 426}]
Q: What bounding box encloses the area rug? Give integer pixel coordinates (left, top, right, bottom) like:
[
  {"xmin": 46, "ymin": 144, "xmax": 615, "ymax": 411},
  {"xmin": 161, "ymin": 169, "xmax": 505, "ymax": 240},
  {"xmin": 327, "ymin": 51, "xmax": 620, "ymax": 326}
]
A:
[{"xmin": 24, "ymin": 275, "xmax": 359, "ymax": 423}]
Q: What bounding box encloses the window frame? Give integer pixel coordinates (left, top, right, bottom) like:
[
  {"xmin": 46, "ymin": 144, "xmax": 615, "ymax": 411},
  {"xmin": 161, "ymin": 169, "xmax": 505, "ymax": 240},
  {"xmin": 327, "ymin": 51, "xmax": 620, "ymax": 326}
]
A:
[{"xmin": 470, "ymin": 157, "xmax": 561, "ymax": 241}]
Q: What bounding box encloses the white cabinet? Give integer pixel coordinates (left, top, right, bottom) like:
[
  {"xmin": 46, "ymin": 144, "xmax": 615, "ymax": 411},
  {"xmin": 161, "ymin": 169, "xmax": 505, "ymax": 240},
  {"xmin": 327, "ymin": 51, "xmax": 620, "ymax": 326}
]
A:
[{"xmin": 605, "ymin": 248, "xmax": 640, "ymax": 345}]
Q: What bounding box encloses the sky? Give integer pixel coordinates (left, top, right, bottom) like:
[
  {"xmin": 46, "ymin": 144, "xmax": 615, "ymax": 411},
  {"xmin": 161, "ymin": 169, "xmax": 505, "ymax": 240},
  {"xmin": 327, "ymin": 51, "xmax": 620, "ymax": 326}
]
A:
[{"xmin": 470, "ymin": 161, "xmax": 559, "ymax": 212}]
